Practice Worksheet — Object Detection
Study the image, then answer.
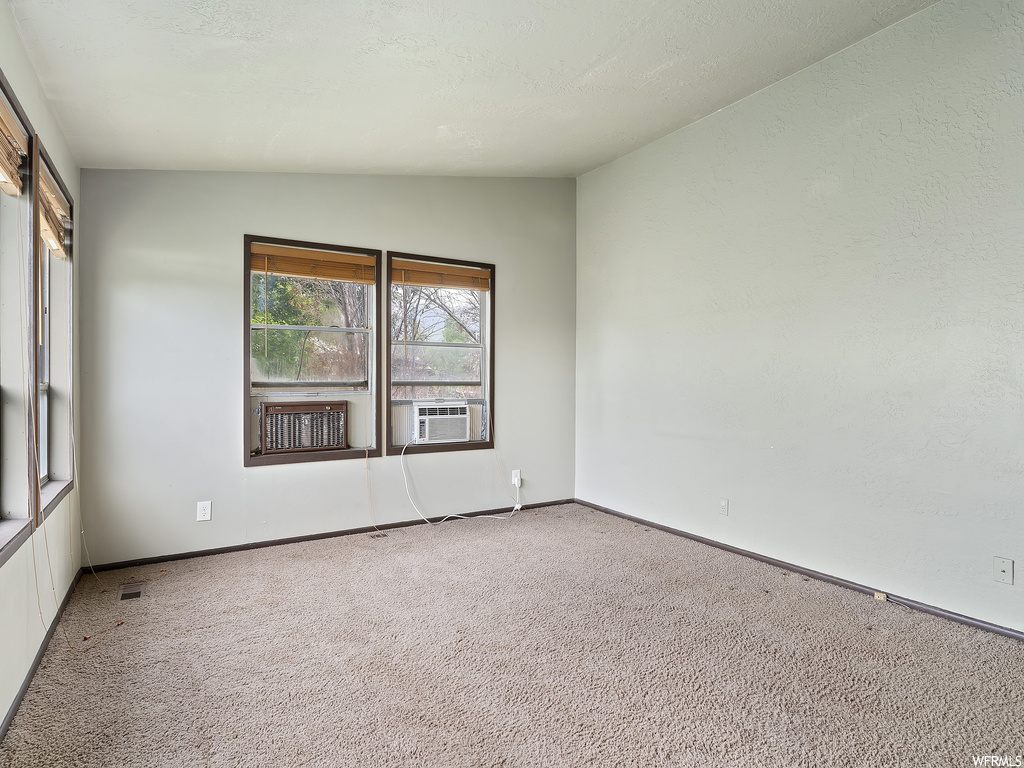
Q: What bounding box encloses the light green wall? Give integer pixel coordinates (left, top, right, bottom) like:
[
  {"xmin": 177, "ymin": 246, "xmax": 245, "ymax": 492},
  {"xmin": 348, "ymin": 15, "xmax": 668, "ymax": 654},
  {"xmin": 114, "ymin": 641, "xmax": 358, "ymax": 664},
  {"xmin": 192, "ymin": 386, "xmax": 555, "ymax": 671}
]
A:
[
  {"xmin": 576, "ymin": 0, "xmax": 1023, "ymax": 630},
  {"xmin": 78, "ymin": 171, "xmax": 577, "ymax": 565}
]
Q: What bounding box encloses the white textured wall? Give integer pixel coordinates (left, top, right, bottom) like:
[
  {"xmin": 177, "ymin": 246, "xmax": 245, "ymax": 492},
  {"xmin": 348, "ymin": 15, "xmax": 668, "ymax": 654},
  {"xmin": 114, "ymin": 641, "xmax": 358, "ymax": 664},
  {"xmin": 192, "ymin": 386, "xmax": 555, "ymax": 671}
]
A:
[
  {"xmin": 0, "ymin": 505, "xmax": 79, "ymax": 721},
  {"xmin": 79, "ymin": 171, "xmax": 576, "ymax": 565},
  {"xmin": 576, "ymin": 0, "xmax": 1023, "ymax": 630},
  {"xmin": 0, "ymin": 0, "xmax": 81, "ymax": 727}
]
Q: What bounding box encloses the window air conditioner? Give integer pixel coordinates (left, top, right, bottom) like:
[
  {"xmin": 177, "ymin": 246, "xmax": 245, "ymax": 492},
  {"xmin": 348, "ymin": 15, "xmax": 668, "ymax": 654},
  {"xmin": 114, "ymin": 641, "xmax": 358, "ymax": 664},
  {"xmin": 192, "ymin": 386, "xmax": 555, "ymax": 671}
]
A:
[{"xmin": 411, "ymin": 400, "xmax": 470, "ymax": 444}]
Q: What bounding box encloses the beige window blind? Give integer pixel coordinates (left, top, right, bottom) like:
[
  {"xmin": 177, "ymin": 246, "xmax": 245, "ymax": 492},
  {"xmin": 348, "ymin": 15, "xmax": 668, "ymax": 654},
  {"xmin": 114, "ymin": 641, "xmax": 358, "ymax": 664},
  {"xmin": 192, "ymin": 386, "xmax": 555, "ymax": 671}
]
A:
[
  {"xmin": 0, "ymin": 94, "xmax": 28, "ymax": 196},
  {"xmin": 38, "ymin": 165, "xmax": 71, "ymax": 258},
  {"xmin": 250, "ymin": 242, "xmax": 376, "ymax": 284},
  {"xmin": 391, "ymin": 259, "xmax": 490, "ymax": 292}
]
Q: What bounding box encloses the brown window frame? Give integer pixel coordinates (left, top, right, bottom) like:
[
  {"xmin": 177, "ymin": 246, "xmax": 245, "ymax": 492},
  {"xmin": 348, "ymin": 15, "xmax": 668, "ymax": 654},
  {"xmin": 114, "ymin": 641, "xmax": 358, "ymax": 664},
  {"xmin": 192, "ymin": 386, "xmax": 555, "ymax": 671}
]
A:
[
  {"xmin": 31, "ymin": 139, "xmax": 75, "ymax": 524},
  {"xmin": 385, "ymin": 251, "xmax": 496, "ymax": 456},
  {"xmin": 243, "ymin": 234, "xmax": 383, "ymax": 467}
]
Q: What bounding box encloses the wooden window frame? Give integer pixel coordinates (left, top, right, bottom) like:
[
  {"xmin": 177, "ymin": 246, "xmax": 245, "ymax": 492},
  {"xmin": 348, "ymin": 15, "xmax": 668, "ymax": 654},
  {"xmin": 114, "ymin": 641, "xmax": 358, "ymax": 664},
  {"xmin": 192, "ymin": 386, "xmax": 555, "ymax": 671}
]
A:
[
  {"xmin": 243, "ymin": 234, "xmax": 383, "ymax": 467},
  {"xmin": 385, "ymin": 251, "xmax": 496, "ymax": 457}
]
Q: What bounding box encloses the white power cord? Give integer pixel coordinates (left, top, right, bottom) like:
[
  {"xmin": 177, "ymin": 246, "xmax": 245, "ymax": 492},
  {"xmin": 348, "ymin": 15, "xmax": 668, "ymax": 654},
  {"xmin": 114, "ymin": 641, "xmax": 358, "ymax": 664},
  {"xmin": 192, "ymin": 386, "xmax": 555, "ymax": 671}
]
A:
[
  {"xmin": 401, "ymin": 437, "xmax": 520, "ymax": 526},
  {"xmin": 486, "ymin": 400, "xmax": 523, "ymax": 513}
]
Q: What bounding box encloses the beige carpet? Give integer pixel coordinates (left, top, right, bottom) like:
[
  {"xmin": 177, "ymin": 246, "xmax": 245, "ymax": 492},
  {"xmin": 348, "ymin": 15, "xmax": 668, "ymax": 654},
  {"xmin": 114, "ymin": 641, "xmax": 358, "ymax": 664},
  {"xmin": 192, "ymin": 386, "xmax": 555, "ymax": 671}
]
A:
[{"xmin": 1, "ymin": 503, "xmax": 1021, "ymax": 767}]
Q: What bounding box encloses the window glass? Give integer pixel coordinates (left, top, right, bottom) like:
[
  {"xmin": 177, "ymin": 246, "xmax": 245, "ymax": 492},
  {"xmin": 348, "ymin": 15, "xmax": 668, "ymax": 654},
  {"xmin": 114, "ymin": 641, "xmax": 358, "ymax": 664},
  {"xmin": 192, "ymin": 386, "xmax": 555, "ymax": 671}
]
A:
[
  {"xmin": 37, "ymin": 244, "xmax": 50, "ymax": 481},
  {"xmin": 250, "ymin": 273, "xmax": 370, "ymax": 389}
]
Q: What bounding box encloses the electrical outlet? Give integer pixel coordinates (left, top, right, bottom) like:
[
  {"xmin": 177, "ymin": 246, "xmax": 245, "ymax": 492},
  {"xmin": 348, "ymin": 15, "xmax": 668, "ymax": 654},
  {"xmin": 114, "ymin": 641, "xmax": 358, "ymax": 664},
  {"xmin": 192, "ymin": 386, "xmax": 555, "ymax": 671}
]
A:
[
  {"xmin": 512, "ymin": 470, "xmax": 522, "ymax": 488},
  {"xmin": 994, "ymin": 557, "xmax": 1014, "ymax": 585},
  {"xmin": 874, "ymin": 592, "xmax": 887, "ymax": 601},
  {"xmin": 197, "ymin": 501, "xmax": 212, "ymax": 522},
  {"xmin": 719, "ymin": 498, "xmax": 729, "ymax": 516}
]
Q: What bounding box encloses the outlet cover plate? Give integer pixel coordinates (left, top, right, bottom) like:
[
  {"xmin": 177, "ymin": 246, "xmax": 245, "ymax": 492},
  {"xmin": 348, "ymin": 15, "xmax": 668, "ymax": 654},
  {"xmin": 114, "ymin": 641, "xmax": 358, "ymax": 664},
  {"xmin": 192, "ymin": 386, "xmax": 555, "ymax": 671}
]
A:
[
  {"xmin": 719, "ymin": 498, "xmax": 729, "ymax": 516},
  {"xmin": 994, "ymin": 557, "xmax": 1014, "ymax": 585},
  {"xmin": 197, "ymin": 501, "xmax": 212, "ymax": 522}
]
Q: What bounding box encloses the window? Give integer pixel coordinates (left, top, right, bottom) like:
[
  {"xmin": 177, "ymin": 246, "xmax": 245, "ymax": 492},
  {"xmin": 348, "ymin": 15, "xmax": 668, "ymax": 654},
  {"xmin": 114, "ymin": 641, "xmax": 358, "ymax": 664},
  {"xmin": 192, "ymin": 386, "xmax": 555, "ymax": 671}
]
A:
[
  {"xmin": 33, "ymin": 144, "xmax": 74, "ymax": 520},
  {"xmin": 244, "ymin": 236, "xmax": 382, "ymax": 466},
  {"xmin": 386, "ymin": 252, "xmax": 494, "ymax": 454},
  {"xmin": 0, "ymin": 79, "xmax": 31, "ymax": 531}
]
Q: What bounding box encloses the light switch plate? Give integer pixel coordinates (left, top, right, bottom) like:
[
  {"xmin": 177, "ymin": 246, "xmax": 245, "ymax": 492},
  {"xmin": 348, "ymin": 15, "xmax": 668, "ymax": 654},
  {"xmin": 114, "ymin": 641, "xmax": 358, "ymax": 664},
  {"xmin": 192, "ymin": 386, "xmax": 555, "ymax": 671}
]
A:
[{"xmin": 994, "ymin": 556, "xmax": 1013, "ymax": 585}]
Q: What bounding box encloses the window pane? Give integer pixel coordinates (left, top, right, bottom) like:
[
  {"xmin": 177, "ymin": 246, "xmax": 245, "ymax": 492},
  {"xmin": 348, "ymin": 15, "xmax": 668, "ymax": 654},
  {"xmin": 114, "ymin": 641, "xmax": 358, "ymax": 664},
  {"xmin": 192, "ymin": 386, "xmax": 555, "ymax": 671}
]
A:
[
  {"xmin": 252, "ymin": 273, "xmax": 367, "ymax": 328},
  {"xmin": 251, "ymin": 330, "xmax": 368, "ymax": 385},
  {"xmin": 38, "ymin": 388, "xmax": 48, "ymax": 481},
  {"xmin": 38, "ymin": 247, "xmax": 51, "ymax": 479},
  {"xmin": 39, "ymin": 246, "xmax": 50, "ymax": 384},
  {"xmin": 390, "ymin": 285, "xmax": 480, "ymax": 343},
  {"xmin": 391, "ymin": 344, "xmax": 481, "ymax": 384},
  {"xmin": 391, "ymin": 385, "xmax": 483, "ymax": 400}
]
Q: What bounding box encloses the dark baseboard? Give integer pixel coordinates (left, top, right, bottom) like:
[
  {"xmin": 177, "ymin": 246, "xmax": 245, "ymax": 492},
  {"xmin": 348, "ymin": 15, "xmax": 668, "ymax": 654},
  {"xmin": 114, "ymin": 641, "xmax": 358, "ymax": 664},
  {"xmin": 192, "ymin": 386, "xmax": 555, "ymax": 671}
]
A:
[
  {"xmin": 1, "ymin": 565, "xmax": 84, "ymax": 746},
  {"xmin": 574, "ymin": 498, "xmax": 1024, "ymax": 643},
  {"xmin": 90, "ymin": 499, "xmax": 577, "ymax": 573}
]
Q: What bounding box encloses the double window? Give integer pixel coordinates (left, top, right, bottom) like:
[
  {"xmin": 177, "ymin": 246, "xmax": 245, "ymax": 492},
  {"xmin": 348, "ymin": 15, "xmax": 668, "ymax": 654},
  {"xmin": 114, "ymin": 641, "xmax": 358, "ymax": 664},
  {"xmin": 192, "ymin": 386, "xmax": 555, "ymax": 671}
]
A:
[
  {"xmin": 0, "ymin": 74, "xmax": 75, "ymax": 527},
  {"xmin": 243, "ymin": 239, "xmax": 495, "ymax": 464},
  {"xmin": 0, "ymin": 67, "xmax": 76, "ymax": 568}
]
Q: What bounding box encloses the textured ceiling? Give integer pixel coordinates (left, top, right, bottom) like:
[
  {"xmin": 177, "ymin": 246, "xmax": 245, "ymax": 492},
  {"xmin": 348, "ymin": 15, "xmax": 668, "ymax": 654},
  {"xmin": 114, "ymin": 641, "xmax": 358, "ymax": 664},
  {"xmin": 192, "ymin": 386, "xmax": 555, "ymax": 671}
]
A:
[{"xmin": 7, "ymin": 0, "xmax": 936, "ymax": 176}]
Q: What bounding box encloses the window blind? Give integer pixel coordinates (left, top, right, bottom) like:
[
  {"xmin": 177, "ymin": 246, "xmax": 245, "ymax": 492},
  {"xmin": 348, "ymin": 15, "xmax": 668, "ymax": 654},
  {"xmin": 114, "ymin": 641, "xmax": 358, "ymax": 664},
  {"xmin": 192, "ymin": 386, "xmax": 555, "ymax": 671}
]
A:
[
  {"xmin": 0, "ymin": 94, "xmax": 27, "ymax": 196},
  {"xmin": 391, "ymin": 259, "xmax": 490, "ymax": 292},
  {"xmin": 250, "ymin": 242, "xmax": 376, "ymax": 285},
  {"xmin": 38, "ymin": 166, "xmax": 71, "ymax": 258}
]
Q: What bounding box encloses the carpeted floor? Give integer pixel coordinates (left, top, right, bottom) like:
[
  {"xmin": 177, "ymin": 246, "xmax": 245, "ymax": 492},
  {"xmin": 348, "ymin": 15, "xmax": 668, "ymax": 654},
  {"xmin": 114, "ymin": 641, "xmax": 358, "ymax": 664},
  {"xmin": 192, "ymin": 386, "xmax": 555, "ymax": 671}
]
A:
[{"xmin": 1, "ymin": 503, "xmax": 1021, "ymax": 767}]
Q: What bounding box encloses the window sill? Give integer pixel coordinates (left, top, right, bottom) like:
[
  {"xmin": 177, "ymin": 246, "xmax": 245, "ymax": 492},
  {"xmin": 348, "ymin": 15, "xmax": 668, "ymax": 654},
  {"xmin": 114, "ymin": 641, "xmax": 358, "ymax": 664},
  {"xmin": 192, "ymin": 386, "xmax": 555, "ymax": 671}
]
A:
[
  {"xmin": 388, "ymin": 440, "xmax": 494, "ymax": 456},
  {"xmin": 40, "ymin": 478, "xmax": 74, "ymax": 521},
  {"xmin": 0, "ymin": 517, "xmax": 32, "ymax": 570},
  {"xmin": 246, "ymin": 447, "xmax": 382, "ymax": 467}
]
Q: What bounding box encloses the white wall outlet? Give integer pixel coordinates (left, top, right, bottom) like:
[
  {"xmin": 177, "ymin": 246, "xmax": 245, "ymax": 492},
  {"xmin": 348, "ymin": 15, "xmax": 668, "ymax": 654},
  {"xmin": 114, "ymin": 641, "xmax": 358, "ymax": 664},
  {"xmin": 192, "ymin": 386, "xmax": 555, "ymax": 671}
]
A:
[
  {"xmin": 197, "ymin": 501, "xmax": 212, "ymax": 522},
  {"xmin": 512, "ymin": 470, "xmax": 522, "ymax": 488},
  {"xmin": 719, "ymin": 498, "xmax": 729, "ymax": 516},
  {"xmin": 994, "ymin": 556, "xmax": 1014, "ymax": 585}
]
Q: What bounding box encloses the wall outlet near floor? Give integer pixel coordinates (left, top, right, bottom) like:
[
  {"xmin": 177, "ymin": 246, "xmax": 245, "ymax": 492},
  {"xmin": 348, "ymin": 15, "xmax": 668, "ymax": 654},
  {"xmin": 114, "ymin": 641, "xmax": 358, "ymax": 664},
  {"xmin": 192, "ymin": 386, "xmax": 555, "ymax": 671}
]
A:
[
  {"xmin": 197, "ymin": 501, "xmax": 212, "ymax": 522},
  {"xmin": 719, "ymin": 498, "xmax": 729, "ymax": 516},
  {"xmin": 874, "ymin": 592, "xmax": 887, "ymax": 602},
  {"xmin": 994, "ymin": 557, "xmax": 1014, "ymax": 585},
  {"xmin": 512, "ymin": 470, "xmax": 522, "ymax": 488}
]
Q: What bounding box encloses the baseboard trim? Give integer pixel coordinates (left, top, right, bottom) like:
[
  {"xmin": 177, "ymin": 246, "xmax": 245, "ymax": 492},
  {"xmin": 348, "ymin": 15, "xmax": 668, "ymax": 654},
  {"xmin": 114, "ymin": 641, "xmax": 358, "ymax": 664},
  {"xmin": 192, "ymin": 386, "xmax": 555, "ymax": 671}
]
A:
[
  {"xmin": 90, "ymin": 499, "xmax": 577, "ymax": 573},
  {"xmin": 1, "ymin": 566, "xmax": 84, "ymax": 746},
  {"xmin": 575, "ymin": 498, "xmax": 1024, "ymax": 643}
]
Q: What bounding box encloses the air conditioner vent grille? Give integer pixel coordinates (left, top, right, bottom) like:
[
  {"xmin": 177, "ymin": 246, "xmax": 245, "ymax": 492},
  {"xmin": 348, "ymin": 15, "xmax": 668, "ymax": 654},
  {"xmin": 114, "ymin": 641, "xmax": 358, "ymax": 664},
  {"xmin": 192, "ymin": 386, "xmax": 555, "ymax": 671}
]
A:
[
  {"xmin": 422, "ymin": 406, "xmax": 468, "ymax": 417},
  {"xmin": 261, "ymin": 400, "xmax": 348, "ymax": 455}
]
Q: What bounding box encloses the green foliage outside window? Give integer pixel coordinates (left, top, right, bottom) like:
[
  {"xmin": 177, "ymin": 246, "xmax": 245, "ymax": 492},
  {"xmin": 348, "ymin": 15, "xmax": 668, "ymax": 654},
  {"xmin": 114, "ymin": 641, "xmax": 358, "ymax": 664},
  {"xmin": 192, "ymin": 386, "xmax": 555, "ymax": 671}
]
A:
[{"xmin": 251, "ymin": 273, "xmax": 368, "ymax": 385}]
